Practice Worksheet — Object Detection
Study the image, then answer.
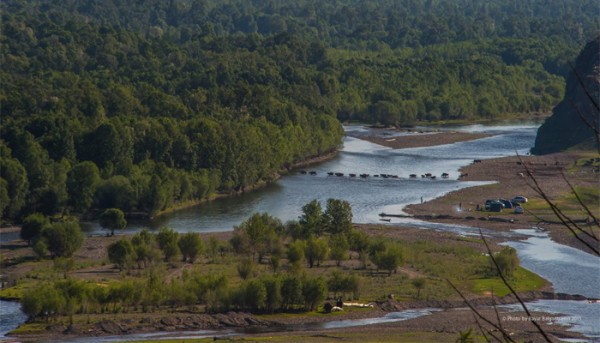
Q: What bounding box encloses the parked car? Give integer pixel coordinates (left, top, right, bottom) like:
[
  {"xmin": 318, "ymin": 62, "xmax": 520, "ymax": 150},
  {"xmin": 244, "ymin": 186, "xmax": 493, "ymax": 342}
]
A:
[
  {"xmin": 514, "ymin": 206, "xmax": 524, "ymax": 214},
  {"xmin": 485, "ymin": 199, "xmax": 504, "ymax": 211},
  {"xmin": 488, "ymin": 201, "xmax": 504, "ymax": 212},
  {"xmin": 511, "ymin": 196, "xmax": 528, "ymax": 203},
  {"xmin": 498, "ymin": 199, "xmax": 513, "ymax": 209}
]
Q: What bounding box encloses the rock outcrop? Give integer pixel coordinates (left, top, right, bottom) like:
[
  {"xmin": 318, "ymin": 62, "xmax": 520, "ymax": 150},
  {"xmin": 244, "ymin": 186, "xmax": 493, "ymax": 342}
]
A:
[{"xmin": 532, "ymin": 36, "xmax": 600, "ymax": 155}]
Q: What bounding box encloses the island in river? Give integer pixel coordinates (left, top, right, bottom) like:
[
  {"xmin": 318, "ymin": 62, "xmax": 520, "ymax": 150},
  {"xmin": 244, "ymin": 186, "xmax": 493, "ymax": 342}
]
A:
[{"xmin": 2, "ymin": 123, "xmax": 598, "ymax": 343}]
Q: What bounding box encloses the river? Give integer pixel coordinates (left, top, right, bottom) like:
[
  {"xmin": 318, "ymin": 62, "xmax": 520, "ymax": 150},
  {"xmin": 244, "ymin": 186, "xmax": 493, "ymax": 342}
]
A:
[
  {"xmin": 80, "ymin": 123, "xmax": 536, "ymax": 235},
  {"xmin": 2, "ymin": 122, "xmax": 599, "ymax": 341}
]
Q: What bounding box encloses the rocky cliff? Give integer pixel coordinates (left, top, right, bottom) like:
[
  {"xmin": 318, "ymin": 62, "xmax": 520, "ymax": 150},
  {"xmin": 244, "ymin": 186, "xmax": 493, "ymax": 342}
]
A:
[{"xmin": 532, "ymin": 37, "xmax": 600, "ymax": 155}]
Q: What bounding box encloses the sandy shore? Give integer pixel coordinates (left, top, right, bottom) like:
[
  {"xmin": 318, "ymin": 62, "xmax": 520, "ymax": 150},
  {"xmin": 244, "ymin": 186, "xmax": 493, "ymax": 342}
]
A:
[
  {"xmin": 347, "ymin": 127, "xmax": 490, "ymax": 149},
  {"xmin": 403, "ymin": 152, "xmax": 600, "ymax": 254}
]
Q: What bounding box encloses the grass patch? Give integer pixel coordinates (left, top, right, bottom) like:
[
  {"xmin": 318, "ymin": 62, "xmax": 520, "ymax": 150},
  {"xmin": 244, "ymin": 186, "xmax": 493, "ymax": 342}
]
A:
[
  {"xmin": 8, "ymin": 323, "xmax": 47, "ymax": 335},
  {"xmin": 471, "ymin": 266, "xmax": 548, "ymax": 297},
  {"xmin": 0, "ymin": 286, "xmax": 24, "ymax": 300}
]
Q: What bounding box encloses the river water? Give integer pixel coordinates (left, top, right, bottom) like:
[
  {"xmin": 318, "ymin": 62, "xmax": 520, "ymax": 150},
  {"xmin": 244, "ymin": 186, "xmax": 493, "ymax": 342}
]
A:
[
  {"xmin": 2, "ymin": 122, "xmax": 599, "ymax": 341},
  {"xmin": 79, "ymin": 123, "xmax": 536, "ymax": 235}
]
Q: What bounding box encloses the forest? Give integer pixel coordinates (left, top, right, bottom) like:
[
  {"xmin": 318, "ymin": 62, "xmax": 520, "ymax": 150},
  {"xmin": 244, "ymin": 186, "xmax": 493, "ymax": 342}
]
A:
[{"xmin": 1, "ymin": 0, "xmax": 598, "ymax": 222}]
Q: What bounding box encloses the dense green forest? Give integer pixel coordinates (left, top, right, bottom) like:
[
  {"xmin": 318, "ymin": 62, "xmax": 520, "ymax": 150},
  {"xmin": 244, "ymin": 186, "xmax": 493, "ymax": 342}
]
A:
[{"xmin": 1, "ymin": 0, "xmax": 597, "ymax": 222}]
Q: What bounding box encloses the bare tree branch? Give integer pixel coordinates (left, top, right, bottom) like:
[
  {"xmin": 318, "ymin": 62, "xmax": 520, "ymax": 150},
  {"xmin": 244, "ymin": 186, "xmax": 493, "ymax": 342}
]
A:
[
  {"xmin": 517, "ymin": 154, "xmax": 600, "ymax": 255},
  {"xmin": 560, "ymin": 171, "xmax": 599, "ymax": 237},
  {"xmin": 446, "ymin": 278, "xmax": 516, "ymax": 342},
  {"xmin": 479, "ymin": 229, "xmax": 553, "ymax": 342}
]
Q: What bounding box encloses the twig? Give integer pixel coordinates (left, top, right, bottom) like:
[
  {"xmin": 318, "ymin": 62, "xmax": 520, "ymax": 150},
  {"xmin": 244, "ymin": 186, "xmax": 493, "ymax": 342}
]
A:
[
  {"xmin": 517, "ymin": 154, "xmax": 600, "ymax": 255},
  {"xmin": 479, "ymin": 229, "xmax": 553, "ymax": 342},
  {"xmin": 446, "ymin": 279, "xmax": 516, "ymax": 342}
]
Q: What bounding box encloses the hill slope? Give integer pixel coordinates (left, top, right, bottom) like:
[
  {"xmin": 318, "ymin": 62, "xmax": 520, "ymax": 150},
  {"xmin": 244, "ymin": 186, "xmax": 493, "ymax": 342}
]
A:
[{"xmin": 532, "ymin": 37, "xmax": 600, "ymax": 155}]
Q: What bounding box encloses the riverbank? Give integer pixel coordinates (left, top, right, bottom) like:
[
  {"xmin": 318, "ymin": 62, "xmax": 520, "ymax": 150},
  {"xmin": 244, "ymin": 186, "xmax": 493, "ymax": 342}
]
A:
[
  {"xmin": 149, "ymin": 149, "xmax": 340, "ymax": 220},
  {"xmin": 346, "ymin": 128, "xmax": 491, "ymax": 149},
  {"xmin": 403, "ymin": 151, "xmax": 600, "ymax": 255}
]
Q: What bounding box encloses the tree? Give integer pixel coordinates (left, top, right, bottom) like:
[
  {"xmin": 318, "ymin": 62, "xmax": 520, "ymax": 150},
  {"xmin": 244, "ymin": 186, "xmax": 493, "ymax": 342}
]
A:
[
  {"xmin": 304, "ymin": 235, "xmax": 329, "ymax": 268},
  {"xmin": 67, "ymin": 161, "xmax": 100, "ymax": 212},
  {"xmin": 41, "ymin": 221, "xmax": 84, "ymax": 258},
  {"xmin": 178, "ymin": 232, "xmax": 204, "ymax": 263},
  {"xmin": 329, "ymin": 233, "xmax": 350, "ymax": 266},
  {"xmin": 262, "ymin": 276, "xmax": 282, "ymax": 313},
  {"xmin": 131, "ymin": 228, "xmax": 159, "ymax": 269},
  {"xmin": 231, "ymin": 213, "xmax": 281, "ymax": 262},
  {"xmin": 493, "ymin": 246, "xmax": 519, "ymax": 278},
  {"xmin": 324, "ymin": 199, "xmax": 353, "ymax": 235},
  {"xmin": 99, "ymin": 208, "xmax": 127, "ymax": 236},
  {"xmin": 302, "ymin": 277, "xmax": 327, "ymax": 311},
  {"xmin": 299, "ymin": 199, "xmax": 324, "ymax": 238},
  {"xmin": 370, "ymin": 241, "xmax": 403, "ymax": 275},
  {"xmin": 157, "ymin": 227, "xmax": 179, "ymax": 262},
  {"xmin": 20, "ymin": 213, "xmax": 49, "ymax": 246},
  {"xmin": 287, "ymin": 240, "xmax": 305, "ymax": 270},
  {"xmin": 243, "ymin": 279, "xmax": 266, "ymax": 311},
  {"xmin": 411, "ymin": 278, "xmax": 426, "ymax": 299},
  {"xmin": 281, "ymin": 276, "xmax": 303, "ymax": 310},
  {"xmin": 350, "ymin": 229, "xmax": 371, "ymax": 268},
  {"xmin": 107, "ymin": 239, "xmax": 136, "ymax": 270}
]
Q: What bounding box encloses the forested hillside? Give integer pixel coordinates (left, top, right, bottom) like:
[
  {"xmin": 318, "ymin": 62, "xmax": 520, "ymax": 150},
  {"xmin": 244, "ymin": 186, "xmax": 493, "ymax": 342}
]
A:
[{"xmin": 1, "ymin": 0, "xmax": 597, "ymax": 222}]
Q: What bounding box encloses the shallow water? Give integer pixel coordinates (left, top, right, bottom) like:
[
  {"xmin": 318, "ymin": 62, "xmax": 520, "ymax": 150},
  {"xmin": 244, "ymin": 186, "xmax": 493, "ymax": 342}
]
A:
[
  {"xmin": 503, "ymin": 230, "xmax": 600, "ymax": 299},
  {"xmin": 0, "ymin": 300, "xmax": 27, "ymax": 339},
  {"xmin": 502, "ymin": 300, "xmax": 600, "ymax": 340}
]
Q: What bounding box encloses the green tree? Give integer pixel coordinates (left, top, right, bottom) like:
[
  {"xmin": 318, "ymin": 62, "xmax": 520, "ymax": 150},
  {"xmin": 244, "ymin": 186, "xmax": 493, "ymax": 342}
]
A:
[
  {"xmin": 99, "ymin": 208, "xmax": 127, "ymax": 236},
  {"xmin": 304, "ymin": 235, "xmax": 329, "ymax": 268},
  {"xmin": 22, "ymin": 283, "xmax": 66, "ymax": 321},
  {"xmin": 329, "ymin": 233, "xmax": 350, "ymax": 266},
  {"xmin": 411, "ymin": 278, "xmax": 426, "ymax": 299},
  {"xmin": 67, "ymin": 161, "xmax": 100, "ymax": 212},
  {"xmin": 0, "ymin": 157, "xmax": 29, "ymax": 219},
  {"xmin": 349, "ymin": 229, "xmax": 371, "ymax": 269},
  {"xmin": 281, "ymin": 276, "xmax": 303, "ymax": 310},
  {"xmin": 131, "ymin": 228, "xmax": 159, "ymax": 269},
  {"xmin": 20, "ymin": 213, "xmax": 49, "ymax": 246},
  {"xmin": 301, "ymin": 277, "xmax": 327, "ymax": 311},
  {"xmin": 231, "ymin": 212, "xmax": 281, "ymax": 262},
  {"xmin": 243, "ymin": 279, "xmax": 267, "ymax": 311},
  {"xmin": 298, "ymin": 199, "xmax": 324, "ymax": 238},
  {"xmin": 494, "ymin": 247, "xmax": 519, "ymax": 278},
  {"xmin": 372, "ymin": 244, "xmax": 403, "ymax": 276},
  {"xmin": 41, "ymin": 221, "xmax": 84, "ymax": 258},
  {"xmin": 262, "ymin": 276, "xmax": 282, "ymax": 313},
  {"xmin": 324, "ymin": 199, "xmax": 353, "ymax": 235},
  {"xmin": 287, "ymin": 240, "xmax": 305, "ymax": 270},
  {"xmin": 157, "ymin": 227, "xmax": 179, "ymax": 262},
  {"xmin": 178, "ymin": 232, "xmax": 204, "ymax": 263},
  {"xmin": 107, "ymin": 239, "xmax": 136, "ymax": 270}
]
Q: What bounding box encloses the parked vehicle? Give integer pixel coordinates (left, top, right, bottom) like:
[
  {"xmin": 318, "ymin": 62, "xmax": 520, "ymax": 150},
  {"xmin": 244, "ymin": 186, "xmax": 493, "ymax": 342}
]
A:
[
  {"xmin": 485, "ymin": 199, "xmax": 501, "ymax": 211},
  {"xmin": 498, "ymin": 199, "xmax": 513, "ymax": 209},
  {"xmin": 511, "ymin": 195, "xmax": 528, "ymax": 203},
  {"xmin": 514, "ymin": 206, "xmax": 524, "ymax": 214},
  {"xmin": 488, "ymin": 201, "xmax": 504, "ymax": 212}
]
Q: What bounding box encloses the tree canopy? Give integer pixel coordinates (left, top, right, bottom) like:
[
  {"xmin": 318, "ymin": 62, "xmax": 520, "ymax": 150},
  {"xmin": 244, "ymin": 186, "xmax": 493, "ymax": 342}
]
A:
[{"xmin": 1, "ymin": 0, "xmax": 594, "ymax": 223}]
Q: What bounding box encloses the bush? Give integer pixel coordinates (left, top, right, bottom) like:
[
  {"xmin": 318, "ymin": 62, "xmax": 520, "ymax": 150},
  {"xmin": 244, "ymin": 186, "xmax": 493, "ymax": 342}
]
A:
[{"xmin": 237, "ymin": 258, "xmax": 256, "ymax": 279}]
